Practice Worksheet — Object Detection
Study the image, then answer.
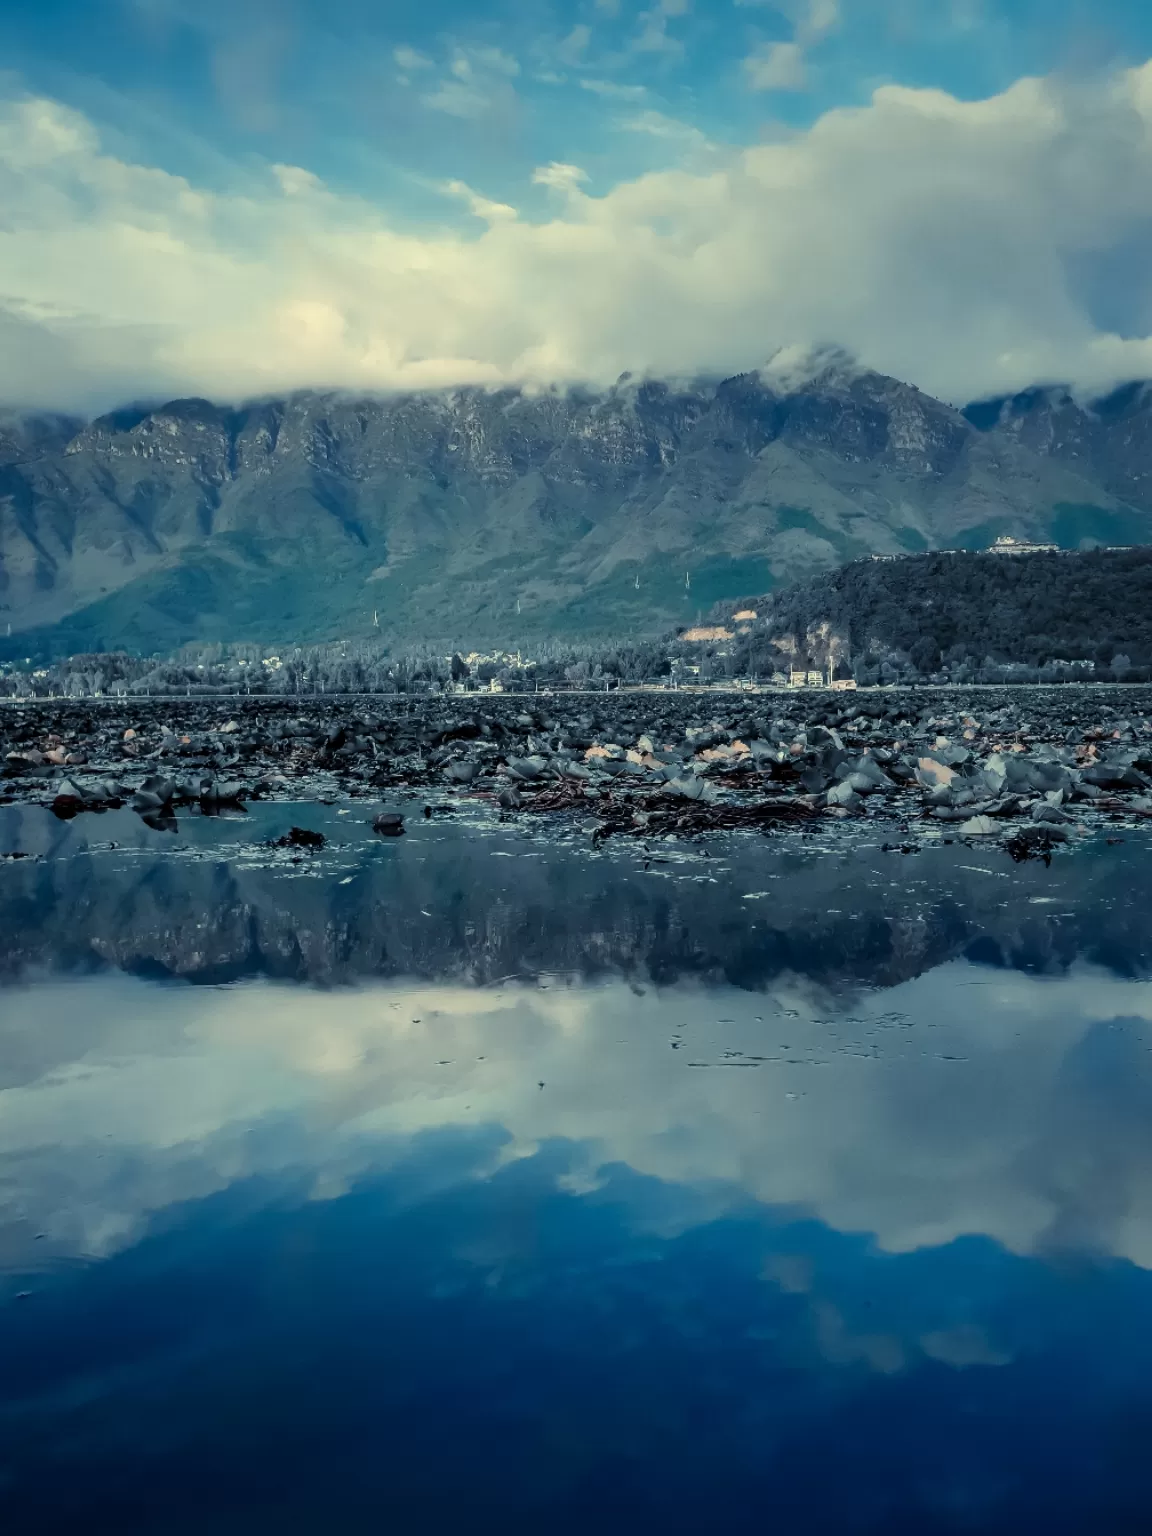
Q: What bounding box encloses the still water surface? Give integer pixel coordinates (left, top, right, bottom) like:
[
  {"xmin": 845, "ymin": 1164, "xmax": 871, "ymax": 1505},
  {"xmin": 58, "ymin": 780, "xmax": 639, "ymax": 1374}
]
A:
[{"xmin": 2, "ymin": 807, "xmax": 1152, "ymax": 1532}]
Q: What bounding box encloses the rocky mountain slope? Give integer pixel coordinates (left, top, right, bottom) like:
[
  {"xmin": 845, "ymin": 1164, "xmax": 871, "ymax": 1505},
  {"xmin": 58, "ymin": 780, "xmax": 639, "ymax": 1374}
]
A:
[
  {"xmin": 964, "ymin": 382, "xmax": 1152, "ymax": 520},
  {"xmin": 1, "ymin": 362, "xmax": 1150, "ymax": 658}
]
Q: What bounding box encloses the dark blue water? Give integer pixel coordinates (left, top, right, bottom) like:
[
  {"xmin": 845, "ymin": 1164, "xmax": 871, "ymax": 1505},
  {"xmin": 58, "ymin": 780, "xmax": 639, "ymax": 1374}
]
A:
[{"xmin": 3, "ymin": 806, "xmax": 1152, "ymax": 1532}]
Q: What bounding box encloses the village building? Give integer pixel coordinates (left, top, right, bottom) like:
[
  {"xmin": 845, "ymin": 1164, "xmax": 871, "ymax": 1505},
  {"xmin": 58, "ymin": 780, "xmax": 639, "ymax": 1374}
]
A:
[{"xmin": 989, "ymin": 535, "xmax": 1060, "ymax": 555}]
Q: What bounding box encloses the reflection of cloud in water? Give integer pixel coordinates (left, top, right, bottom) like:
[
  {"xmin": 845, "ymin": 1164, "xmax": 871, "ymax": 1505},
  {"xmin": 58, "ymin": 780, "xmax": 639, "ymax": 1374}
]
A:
[
  {"xmin": 921, "ymin": 1325, "xmax": 1011, "ymax": 1369},
  {"xmin": 4, "ymin": 963, "xmax": 1152, "ymax": 1272}
]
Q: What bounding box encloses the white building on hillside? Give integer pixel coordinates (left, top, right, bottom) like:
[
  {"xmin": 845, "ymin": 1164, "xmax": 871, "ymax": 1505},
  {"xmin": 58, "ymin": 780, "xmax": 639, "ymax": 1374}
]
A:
[{"xmin": 989, "ymin": 535, "xmax": 1059, "ymax": 555}]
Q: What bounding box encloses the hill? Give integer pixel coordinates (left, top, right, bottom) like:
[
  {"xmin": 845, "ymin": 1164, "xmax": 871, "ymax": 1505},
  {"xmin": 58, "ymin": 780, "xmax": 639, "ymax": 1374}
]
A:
[
  {"xmin": 3, "ymin": 361, "xmax": 1152, "ymax": 660},
  {"xmin": 714, "ymin": 547, "xmax": 1152, "ymax": 682}
]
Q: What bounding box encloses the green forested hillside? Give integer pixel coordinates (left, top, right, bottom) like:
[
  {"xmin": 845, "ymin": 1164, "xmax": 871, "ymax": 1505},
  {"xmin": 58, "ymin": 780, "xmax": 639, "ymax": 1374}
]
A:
[{"xmin": 718, "ymin": 548, "xmax": 1152, "ymax": 677}]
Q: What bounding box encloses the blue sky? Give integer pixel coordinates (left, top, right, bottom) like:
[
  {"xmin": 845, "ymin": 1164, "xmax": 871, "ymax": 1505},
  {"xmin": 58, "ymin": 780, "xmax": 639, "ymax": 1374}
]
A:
[
  {"xmin": 3, "ymin": 0, "xmax": 1150, "ymax": 221},
  {"xmin": 2, "ymin": 0, "xmax": 1152, "ymax": 409}
]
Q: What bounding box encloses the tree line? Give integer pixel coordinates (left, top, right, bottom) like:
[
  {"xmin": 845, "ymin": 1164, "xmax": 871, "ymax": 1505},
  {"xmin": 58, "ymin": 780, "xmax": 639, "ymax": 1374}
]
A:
[{"xmin": 5, "ymin": 547, "xmax": 1152, "ymax": 697}]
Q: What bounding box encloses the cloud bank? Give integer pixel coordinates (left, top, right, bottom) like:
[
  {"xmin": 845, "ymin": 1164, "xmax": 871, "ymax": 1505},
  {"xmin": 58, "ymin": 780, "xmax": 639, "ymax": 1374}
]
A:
[
  {"xmin": 6, "ymin": 963, "xmax": 1152, "ymax": 1275},
  {"xmin": 4, "ymin": 60, "xmax": 1152, "ymax": 411}
]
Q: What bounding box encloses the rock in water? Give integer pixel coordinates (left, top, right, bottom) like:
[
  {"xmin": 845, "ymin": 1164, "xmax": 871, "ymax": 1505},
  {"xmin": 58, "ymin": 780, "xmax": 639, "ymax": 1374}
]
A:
[
  {"xmin": 666, "ymin": 775, "xmax": 719, "ymax": 804},
  {"xmin": 826, "ymin": 780, "xmax": 861, "ymax": 809},
  {"xmin": 916, "ymin": 757, "xmax": 958, "ymax": 789},
  {"xmin": 372, "ymin": 812, "xmax": 405, "ymax": 836},
  {"xmin": 443, "ymin": 760, "xmax": 477, "ymax": 784},
  {"xmin": 270, "ymin": 827, "xmax": 326, "ymax": 850},
  {"xmin": 139, "ymin": 774, "xmax": 175, "ymax": 804},
  {"xmin": 51, "ymin": 780, "xmax": 87, "ymax": 819},
  {"xmin": 959, "ymin": 814, "xmax": 999, "ymax": 836}
]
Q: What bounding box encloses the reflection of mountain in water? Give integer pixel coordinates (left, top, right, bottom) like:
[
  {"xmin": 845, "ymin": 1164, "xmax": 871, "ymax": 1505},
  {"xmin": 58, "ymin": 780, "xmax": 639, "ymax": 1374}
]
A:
[
  {"xmin": 5, "ymin": 818, "xmax": 1152, "ymax": 1533},
  {"xmin": 1, "ymin": 806, "xmax": 1150, "ymax": 989}
]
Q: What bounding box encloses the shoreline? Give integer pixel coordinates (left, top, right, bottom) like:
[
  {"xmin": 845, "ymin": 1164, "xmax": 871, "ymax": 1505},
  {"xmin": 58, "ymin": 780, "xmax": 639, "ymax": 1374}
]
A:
[{"xmin": 3, "ymin": 686, "xmax": 1152, "ymax": 855}]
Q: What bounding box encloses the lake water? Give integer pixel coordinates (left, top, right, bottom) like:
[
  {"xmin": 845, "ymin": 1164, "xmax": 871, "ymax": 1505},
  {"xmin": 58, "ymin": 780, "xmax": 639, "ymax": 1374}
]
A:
[{"xmin": 3, "ymin": 806, "xmax": 1152, "ymax": 1532}]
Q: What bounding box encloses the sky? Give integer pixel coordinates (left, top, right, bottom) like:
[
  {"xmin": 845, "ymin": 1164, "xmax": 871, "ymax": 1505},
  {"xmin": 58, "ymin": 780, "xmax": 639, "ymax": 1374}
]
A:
[{"xmin": 3, "ymin": 0, "xmax": 1152, "ymax": 410}]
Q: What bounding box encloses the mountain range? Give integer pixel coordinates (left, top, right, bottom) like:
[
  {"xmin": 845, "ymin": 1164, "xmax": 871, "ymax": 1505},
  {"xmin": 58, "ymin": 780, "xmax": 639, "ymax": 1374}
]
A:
[{"xmin": 2, "ymin": 360, "xmax": 1151, "ymax": 660}]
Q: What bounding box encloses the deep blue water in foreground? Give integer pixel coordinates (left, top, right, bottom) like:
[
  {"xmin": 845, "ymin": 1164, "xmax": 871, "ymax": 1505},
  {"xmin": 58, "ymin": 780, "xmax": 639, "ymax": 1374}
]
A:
[{"xmin": 3, "ymin": 806, "xmax": 1152, "ymax": 1532}]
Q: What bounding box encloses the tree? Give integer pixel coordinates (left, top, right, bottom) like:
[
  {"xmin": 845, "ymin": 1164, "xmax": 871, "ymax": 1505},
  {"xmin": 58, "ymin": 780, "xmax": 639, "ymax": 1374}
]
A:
[{"xmin": 910, "ymin": 635, "xmax": 941, "ymax": 675}]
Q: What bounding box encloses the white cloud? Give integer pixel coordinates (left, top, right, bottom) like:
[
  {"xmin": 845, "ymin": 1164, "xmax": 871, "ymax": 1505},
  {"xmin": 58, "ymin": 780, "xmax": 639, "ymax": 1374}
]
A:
[
  {"xmin": 530, "ymin": 160, "xmax": 590, "ymax": 194},
  {"xmin": 620, "ymin": 110, "xmax": 709, "ymax": 147},
  {"xmin": 735, "ymin": 0, "xmax": 840, "ymax": 38},
  {"xmin": 4, "ymin": 68, "xmax": 1152, "ymax": 411},
  {"xmin": 558, "ymin": 24, "xmax": 592, "ymax": 66},
  {"xmin": 581, "ymin": 78, "xmax": 649, "ymax": 100},
  {"xmin": 419, "ymin": 45, "xmax": 520, "ymax": 116},
  {"xmin": 392, "ymin": 44, "xmax": 434, "ymax": 72},
  {"xmin": 804, "ymin": 0, "xmax": 840, "ymax": 39},
  {"xmin": 419, "ymin": 79, "xmax": 493, "ymax": 117},
  {"xmin": 465, "ymin": 45, "xmax": 520, "ymax": 77},
  {"xmin": 745, "ymin": 39, "xmax": 807, "ymax": 90},
  {"xmin": 271, "ymin": 163, "xmax": 324, "ymax": 197},
  {"xmin": 442, "ymin": 178, "xmax": 519, "ymax": 224},
  {"xmin": 740, "ymin": 0, "xmax": 839, "ymax": 93},
  {"xmin": 633, "ymin": 6, "xmax": 685, "ymax": 56}
]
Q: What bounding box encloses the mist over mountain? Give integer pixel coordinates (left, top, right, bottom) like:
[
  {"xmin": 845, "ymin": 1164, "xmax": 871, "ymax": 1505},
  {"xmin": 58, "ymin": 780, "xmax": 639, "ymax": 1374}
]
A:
[{"xmin": 2, "ymin": 361, "xmax": 1151, "ymax": 661}]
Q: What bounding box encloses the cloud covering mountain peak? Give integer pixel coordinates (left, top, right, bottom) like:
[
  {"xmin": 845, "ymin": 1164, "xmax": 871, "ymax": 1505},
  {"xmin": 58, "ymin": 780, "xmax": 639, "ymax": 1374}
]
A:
[{"xmin": 4, "ymin": 60, "xmax": 1152, "ymax": 412}]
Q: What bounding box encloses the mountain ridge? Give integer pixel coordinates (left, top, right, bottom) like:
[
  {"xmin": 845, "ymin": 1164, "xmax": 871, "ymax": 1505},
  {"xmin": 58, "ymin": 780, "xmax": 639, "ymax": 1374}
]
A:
[{"xmin": 2, "ymin": 364, "xmax": 1151, "ymax": 660}]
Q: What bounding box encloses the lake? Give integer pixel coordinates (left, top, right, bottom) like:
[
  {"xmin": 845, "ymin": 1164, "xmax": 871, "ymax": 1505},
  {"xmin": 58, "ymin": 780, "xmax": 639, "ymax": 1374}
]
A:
[{"xmin": 2, "ymin": 805, "xmax": 1152, "ymax": 1532}]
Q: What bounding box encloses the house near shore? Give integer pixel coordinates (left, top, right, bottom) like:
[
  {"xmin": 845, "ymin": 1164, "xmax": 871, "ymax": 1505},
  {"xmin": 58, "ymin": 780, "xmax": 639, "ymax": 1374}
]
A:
[
  {"xmin": 788, "ymin": 658, "xmax": 856, "ymax": 688},
  {"xmin": 788, "ymin": 665, "xmax": 827, "ymax": 687}
]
